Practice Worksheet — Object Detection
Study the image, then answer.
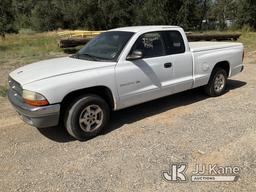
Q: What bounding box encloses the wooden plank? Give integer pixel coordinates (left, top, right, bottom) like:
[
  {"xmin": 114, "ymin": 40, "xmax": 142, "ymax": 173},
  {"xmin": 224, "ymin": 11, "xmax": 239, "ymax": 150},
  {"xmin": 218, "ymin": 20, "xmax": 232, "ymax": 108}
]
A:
[
  {"xmin": 58, "ymin": 33, "xmax": 241, "ymax": 48},
  {"xmin": 57, "ymin": 30, "xmax": 105, "ymax": 38},
  {"xmin": 58, "ymin": 38, "xmax": 92, "ymax": 48},
  {"xmin": 187, "ymin": 33, "xmax": 241, "ymax": 41}
]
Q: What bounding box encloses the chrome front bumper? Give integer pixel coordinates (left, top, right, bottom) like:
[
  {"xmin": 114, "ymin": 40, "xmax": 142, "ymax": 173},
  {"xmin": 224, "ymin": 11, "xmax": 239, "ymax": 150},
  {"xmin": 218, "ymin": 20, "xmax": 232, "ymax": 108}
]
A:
[{"xmin": 7, "ymin": 89, "xmax": 60, "ymax": 128}]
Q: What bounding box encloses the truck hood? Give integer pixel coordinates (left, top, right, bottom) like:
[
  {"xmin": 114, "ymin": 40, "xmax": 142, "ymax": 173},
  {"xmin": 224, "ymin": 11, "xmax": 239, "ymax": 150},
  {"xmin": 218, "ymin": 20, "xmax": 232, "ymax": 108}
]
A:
[{"xmin": 9, "ymin": 57, "xmax": 116, "ymax": 85}]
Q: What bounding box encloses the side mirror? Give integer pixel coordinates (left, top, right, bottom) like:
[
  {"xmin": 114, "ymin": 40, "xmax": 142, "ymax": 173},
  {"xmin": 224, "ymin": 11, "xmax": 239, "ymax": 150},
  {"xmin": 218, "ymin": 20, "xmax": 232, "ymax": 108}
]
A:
[{"xmin": 126, "ymin": 50, "xmax": 143, "ymax": 61}]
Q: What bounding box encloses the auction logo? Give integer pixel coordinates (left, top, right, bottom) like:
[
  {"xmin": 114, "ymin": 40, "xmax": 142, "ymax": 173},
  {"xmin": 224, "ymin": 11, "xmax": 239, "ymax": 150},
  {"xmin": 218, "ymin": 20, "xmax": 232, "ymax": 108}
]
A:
[
  {"xmin": 162, "ymin": 163, "xmax": 240, "ymax": 182},
  {"xmin": 162, "ymin": 163, "xmax": 187, "ymax": 182}
]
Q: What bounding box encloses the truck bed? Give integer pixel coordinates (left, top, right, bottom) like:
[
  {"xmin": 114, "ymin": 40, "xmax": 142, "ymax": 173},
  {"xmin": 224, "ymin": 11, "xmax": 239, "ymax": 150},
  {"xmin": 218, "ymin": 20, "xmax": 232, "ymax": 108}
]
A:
[{"xmin": 189, "ymin": 41, "xmax": 243, "ymax": 52}]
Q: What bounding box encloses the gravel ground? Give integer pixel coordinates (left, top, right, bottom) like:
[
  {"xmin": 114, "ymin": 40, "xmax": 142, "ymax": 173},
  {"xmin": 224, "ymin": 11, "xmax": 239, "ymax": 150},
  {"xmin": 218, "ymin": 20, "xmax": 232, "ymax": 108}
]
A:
[{"xmin": 0, "ymin": 60, "xmax": 256, "ymax": 192}]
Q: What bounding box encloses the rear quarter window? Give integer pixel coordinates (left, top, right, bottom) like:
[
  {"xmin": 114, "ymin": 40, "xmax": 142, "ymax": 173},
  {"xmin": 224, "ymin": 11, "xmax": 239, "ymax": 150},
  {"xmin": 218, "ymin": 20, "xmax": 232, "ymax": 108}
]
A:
[{"xmin": 163, "ymin": 31, "xmax": 185, "ymax": 55}]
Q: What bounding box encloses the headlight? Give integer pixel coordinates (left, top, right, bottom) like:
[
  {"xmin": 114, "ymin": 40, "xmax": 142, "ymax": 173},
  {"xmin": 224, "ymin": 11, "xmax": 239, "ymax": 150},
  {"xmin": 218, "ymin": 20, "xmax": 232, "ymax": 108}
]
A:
[{"xmin": 22, "ymin": 90, "xmax": 49, "ymax": 106}]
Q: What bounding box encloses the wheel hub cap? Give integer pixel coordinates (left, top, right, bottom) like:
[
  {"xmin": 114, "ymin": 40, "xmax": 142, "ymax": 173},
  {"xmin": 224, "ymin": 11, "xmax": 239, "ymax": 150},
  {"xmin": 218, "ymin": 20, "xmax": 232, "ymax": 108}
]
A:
[
  {"xmin": 79, "ymin": 104, "xmax": 103, "ymax": 132},
  {"xmin": 214, "ymin": 74, "xmax": 225, "ymax": 92}
]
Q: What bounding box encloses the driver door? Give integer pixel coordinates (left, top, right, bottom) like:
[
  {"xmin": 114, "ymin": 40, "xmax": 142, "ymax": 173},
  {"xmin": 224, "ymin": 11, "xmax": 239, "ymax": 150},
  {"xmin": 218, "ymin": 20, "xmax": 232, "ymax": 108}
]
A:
[{"xmin": 115, "ymin": 31, "xmax": 174, "ymax": 109}]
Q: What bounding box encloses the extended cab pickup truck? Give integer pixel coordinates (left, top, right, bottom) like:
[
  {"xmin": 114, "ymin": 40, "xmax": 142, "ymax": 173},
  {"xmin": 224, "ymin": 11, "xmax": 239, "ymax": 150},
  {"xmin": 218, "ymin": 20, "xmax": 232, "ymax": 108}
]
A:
[{"xmin": 8, "ymin": 26, "xmax": 244, "ymax": 140}]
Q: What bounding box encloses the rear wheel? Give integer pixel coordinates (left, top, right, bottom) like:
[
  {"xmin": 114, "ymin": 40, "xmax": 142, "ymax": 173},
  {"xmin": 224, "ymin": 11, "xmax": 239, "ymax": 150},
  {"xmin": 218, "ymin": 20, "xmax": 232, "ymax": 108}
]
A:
[
  {"xmin": 204, "ymin": 68, "xmax": 227, "ymax": 97},
  {"xmin": 64, "ymin": 94, "xmax": 110, "ymax": 140}
]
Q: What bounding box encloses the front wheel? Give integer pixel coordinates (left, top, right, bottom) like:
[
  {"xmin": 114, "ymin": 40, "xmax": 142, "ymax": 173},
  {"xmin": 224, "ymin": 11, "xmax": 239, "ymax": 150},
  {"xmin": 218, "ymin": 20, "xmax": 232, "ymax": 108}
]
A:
[
  {"xmin": 204, "ymin": 68, "xmax": 227, "ymax": 97},
  {"xmin": 64, "ymin": 94, "xmax": 110, "ymax": 140}
]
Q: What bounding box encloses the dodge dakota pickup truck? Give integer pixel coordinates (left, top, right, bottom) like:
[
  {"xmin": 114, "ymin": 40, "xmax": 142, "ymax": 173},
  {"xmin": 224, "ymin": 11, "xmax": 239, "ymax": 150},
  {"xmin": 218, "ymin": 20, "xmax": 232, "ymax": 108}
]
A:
[{"xmin": 8, "ymin": 26, "xmax": 244, "ymax": 140}]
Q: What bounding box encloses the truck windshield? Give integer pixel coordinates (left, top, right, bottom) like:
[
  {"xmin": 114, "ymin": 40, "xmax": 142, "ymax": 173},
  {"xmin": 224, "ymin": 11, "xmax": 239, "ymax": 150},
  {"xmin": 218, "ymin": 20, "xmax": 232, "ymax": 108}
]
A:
[{"xmin": 76, "ymin": 31, "xmax": 134, "ymax": 62}]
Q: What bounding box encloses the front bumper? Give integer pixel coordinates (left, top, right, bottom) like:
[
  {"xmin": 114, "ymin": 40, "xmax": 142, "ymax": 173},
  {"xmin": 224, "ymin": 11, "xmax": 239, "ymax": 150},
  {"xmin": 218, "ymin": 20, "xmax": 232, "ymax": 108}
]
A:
[{"xmin": 7, "ymin": 89, "xmax": 60, "ymax": 128}]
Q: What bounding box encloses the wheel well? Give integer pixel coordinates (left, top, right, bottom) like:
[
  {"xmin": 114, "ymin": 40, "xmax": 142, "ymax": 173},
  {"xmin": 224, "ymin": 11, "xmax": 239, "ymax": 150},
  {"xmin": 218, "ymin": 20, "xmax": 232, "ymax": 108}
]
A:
[
  {"xmin": 60, "ymin": 86, "xmax": 115, "ymax": 112},
  {"xmin": 213, "ymin": 61, "xmax": 230, "ymax": 76}
]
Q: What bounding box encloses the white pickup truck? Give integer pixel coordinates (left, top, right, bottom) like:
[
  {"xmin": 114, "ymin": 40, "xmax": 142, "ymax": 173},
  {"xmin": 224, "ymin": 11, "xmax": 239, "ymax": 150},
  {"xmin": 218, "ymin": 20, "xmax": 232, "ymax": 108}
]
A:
[{"xmin": 8, "ymin": 26, "xmax": 244, "ymax": 140}]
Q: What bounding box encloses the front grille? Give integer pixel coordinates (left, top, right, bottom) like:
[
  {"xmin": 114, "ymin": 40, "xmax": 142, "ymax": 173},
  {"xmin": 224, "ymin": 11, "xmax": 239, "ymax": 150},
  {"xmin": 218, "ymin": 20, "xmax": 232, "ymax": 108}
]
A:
[{"xmin": 8, "ymin": 76, "xmax": 23, "ymax": 96}]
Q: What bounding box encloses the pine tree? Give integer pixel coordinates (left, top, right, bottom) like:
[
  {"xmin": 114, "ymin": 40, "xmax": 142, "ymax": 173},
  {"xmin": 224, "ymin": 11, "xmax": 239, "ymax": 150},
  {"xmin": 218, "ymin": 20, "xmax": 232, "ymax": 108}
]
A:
[{"xmin": 0, "ymin": 0, "xmax": 16, "ymax": 38}]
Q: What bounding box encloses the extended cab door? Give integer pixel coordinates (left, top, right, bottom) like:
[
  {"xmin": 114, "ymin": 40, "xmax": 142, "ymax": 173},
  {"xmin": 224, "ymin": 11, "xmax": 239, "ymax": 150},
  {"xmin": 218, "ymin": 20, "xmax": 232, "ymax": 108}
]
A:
[{"xmin": 161, "ymin": 30, "xmax": 193, "ymax": 94}]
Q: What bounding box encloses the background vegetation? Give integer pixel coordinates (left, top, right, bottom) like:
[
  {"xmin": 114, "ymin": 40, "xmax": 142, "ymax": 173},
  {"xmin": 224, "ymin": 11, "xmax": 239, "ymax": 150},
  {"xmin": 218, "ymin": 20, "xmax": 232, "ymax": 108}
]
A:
[
  {"xmin": 1, "ymin": 0, "xmax": 256, "ymax": 36},
  {"xmin": 1, "ymin": 0, "xmax": 256, "ymax": 97}
]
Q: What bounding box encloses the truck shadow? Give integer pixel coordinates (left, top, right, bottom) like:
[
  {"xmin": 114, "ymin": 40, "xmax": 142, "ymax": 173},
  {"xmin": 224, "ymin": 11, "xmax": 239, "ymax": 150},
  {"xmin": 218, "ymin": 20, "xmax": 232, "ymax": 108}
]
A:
[{"xmin": 37, "ymin": 79, "xmax": 246, "ymax": 143}]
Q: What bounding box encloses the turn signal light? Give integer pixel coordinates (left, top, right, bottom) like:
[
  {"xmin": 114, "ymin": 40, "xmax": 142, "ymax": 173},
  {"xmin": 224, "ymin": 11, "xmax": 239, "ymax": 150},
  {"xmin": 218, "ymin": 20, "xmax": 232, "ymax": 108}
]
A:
[{"xmin": 24, "ymin": 99, "xmax": 49, "ymax": 106}]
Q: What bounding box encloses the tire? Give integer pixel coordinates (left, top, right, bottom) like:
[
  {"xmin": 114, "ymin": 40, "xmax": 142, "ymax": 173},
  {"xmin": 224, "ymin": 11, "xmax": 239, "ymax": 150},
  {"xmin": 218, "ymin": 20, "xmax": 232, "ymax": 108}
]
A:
[
  {"xmin": 64, "ymin": 94, "xmax": 110, "ymax": 140},
  {"xmin": 204, "ymin": 67, "xmax": 227, "ymax": 97}
]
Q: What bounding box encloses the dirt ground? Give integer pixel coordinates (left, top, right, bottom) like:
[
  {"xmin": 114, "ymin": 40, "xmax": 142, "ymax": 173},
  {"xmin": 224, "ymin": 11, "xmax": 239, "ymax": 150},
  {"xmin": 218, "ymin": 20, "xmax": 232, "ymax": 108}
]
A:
[{"xmin": 0, "ymin": 56, "xmax": 256, "ymax": 192}]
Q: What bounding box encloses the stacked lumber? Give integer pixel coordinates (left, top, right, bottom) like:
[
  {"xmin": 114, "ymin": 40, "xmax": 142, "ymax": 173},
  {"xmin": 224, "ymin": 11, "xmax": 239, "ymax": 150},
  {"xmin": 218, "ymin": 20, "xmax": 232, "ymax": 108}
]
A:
[
  {"xmin": 58, "ymin": 30, "xmax": 105, "ymax": 48},
  {"xmin": 58, "ymin": 30, "xmax": 105, "ymax": 38},
  {"xmin": 58, "ymin": 38, "xmax": 92, "ymax": 48},
  {"xmin": 187, "ymin": 33, "xmax": 241, "ymax": 41},
  {"xmin": 58, "ymin": 31, "xmax": 241, "ymax": 49}
]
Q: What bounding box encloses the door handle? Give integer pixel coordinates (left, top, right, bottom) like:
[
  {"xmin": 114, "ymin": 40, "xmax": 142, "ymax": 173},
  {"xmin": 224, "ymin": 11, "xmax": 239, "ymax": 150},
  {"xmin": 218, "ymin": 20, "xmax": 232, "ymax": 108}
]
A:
[{"xmin": 164, "ymin": 62, "xmax": 172, "ymax": 68}]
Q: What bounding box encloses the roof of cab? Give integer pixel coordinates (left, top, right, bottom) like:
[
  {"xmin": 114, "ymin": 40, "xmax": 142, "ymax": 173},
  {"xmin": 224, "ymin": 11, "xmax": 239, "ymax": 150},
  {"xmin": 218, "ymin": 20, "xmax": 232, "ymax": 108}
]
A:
[{"xmin": 109, "ymin": 25, "xmax": 180, "ymax": 33}]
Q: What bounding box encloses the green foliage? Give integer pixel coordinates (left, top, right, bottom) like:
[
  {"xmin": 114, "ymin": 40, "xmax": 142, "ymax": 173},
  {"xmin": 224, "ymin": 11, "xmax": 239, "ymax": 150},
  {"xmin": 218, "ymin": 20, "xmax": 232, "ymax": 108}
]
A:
[
  {"xmin": 177, "ymin": 0, "xmax": 199, "ymax": 30},
  {"xmin": 1, "ymin": 0, "xmax": 256, "ymax": 33},
  {"xmin": 236, "ymin": 0, "xmax": 256, "ymax": 30},
  {"xmin": 12, "ymin": 0, "xmax": 36, "ymax": 29},
  {"xmin": 209, "ymin": 0, "xmax": 237, "ymax": 30},
  {"xmin": 0, "ymin": 0, "xmax": 17, "ymax": 37},
  {"xmin": 31, "ymin": 0, "xmax": 64, "ymax": 31}
]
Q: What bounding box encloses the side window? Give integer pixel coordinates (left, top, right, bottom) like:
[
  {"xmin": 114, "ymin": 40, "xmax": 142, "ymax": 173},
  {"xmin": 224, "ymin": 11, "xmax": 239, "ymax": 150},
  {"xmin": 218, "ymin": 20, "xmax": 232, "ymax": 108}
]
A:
[
  {"xmin": 131, "ymin": 32, "xmax": 165, "ymax": 58},
  {"xmin": 163, "ymin": 31, "xmax": 185, "ymax": 55}
]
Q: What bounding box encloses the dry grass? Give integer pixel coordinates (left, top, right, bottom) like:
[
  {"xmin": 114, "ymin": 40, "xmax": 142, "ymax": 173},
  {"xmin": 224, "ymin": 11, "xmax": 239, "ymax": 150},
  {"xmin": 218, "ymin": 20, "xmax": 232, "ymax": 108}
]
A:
[
  {"xmin": 238, "ymin": 32, "xmax": 256, "ymax": 53},
  {"xmin": 0, "ymin": 32, "xmax": 66, "ymax": 68},
  {"xmin": 0, "ymin": 85, "xmax": 7, "ymax": 97},
  {"xmin": 0, "ymin": 32, "xmax": 67, "ymax": 94}
]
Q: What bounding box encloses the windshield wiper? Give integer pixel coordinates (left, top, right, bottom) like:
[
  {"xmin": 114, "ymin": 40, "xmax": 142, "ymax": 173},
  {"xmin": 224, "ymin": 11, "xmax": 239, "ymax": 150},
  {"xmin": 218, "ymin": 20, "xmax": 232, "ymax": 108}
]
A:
[{"xmin": 75, "ymin": 53, "xmax": 99, "ymax": 61}]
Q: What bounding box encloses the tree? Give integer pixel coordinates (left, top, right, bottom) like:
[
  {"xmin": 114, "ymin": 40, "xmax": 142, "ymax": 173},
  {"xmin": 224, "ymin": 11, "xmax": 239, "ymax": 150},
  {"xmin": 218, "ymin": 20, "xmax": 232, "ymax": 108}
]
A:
[
  {"xmin": 4, "ymin": 0, "xmax": 256, "ymax": 32},
  {"xmin": 12, "ymin": 0, "xmax": 36, "ymax": 29},
  {"xmin": 210, "ymin": 0, "xmax": 237, "ymax": 30},
  {"xmin": 132, "ymin": 0, "xmax": 166, "ymax": 25},
  {"xmin": 236, "ymin": 0, "xmax": 256, "ymax": 30},
  {"xmin": 0, "ymin": 0, "xmax": 16, "ymax": 38},
  {"xmin": 97, "ymin": 0, "xmax": 135, "ymax": 29},
  {"xmin": 54, "ymin": 0, "xmax": 89, "ymax": 29},
  {"xmin": 177, "ymin": 0, "xmax": 200, "ymax": 30},
  {"xmin": 131, "ymin": 0, "xmax": 183, "ymax": 26},
  {"xmin": 31, "ymin": 0, "xmax": 64, "ymax": 31},
  {"xmin": 196, "ymin": 0, "xmax": 212, "ymax": 30}
]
